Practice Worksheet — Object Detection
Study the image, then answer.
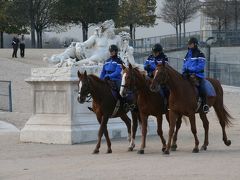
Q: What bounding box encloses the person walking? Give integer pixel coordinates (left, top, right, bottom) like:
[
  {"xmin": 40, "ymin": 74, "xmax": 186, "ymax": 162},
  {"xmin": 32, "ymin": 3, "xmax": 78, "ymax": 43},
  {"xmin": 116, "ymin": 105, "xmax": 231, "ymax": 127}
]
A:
[
  {"xmin": 12, "ymin": 35, "xmax": 19, "ymax": 58},
  {"xmin": 19, "ymin": 34, "xmax": 25, "ymax": 58}
]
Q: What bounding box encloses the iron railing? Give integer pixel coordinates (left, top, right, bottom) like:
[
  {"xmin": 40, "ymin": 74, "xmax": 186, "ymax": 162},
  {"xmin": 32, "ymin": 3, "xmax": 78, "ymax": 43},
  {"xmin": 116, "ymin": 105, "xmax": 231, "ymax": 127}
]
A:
[
  {"xmin": 0, "ymin": 81, "xmax": 12, "ymax": 112},
  {"xmin": 143, "ymin": 57, "xmax": 240, "ymax": 87},
  {"xmin": 131, "ymin": 30, "xmax": 240, "ymax": 54}
]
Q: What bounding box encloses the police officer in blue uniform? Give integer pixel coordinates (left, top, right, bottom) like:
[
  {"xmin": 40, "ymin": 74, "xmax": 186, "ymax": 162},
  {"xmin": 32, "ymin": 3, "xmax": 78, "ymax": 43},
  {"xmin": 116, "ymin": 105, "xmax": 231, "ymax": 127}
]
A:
[
  {"xmin": 182, "ymin": 37, "xmax": 209, "ymax": 113},
  {"xmin": 99, "ymin": 44, "xmax": 136, "ymax": 111},
  {"xmin": 144, "ymin": 43, "xmax": 169, "ymax": 111},
  {"xmin": 144, "ymin": 43, "xmax": 168, "ymax": 78},
  {"xmin": 100, "ymin": 44, "xmax": 123, "ymax": 90}
]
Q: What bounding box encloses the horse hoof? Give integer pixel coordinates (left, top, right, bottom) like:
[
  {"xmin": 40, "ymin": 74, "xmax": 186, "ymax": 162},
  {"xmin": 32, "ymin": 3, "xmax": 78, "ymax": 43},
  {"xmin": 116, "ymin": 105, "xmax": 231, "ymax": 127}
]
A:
[
  {"xmin": 163, "ymin": 150, "xmax": 170, "ymax": 155},
  {"xmin": 171, "ymin": 144, "xmax": 177, "ymax": 151},
  {"xmin": 192, "ymin": 148, "xmax": 199, "ymax": 153},
  {"xmin": 106, "ymin": 149, "xmax": 112, "ymax": 154},
  {"xmin": 92, "ymin": 149, "xmax": 99, "ymax": 154},
  {"xmin": 162, "ymin": 147, "xmax": 166, "ymax": 152},
  {"xmin": 201, "ymin": 145, "xmax": 207, "ymax": 151},
  {"xmin": 137, "ymin": 149, "xmax": 144, "ymax": 154},
  {"xmin": 128, "ymin": 147, "xmax": 134, "ymax": 151},
  {"xmin": 224, "ymin": 140, "xmax": 231, "ymax": 146}
]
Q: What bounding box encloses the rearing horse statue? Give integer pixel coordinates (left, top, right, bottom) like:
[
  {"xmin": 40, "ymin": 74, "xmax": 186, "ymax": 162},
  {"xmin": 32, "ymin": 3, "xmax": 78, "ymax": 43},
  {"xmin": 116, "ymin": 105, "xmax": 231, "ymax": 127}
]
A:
[{"xmin": 150, "ymin": 63, "xmax": 232, "ymax": 154}]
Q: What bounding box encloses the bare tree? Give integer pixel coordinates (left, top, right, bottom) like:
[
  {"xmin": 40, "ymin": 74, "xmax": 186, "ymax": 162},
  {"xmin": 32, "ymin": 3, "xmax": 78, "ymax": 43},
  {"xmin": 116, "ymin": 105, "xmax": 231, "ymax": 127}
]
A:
[
  {"xmin": 159, "ymin": 0, "xmax": 200, "ymax": 47},
  {"xmin": 180, "ymin": 0, "xmax": 201, "ymax": 41},
  {"xmin": 159, "ymin": 0, "xmax": 182, "ymax": 47},
  {"xmin": 202, "ymin": 0, "xmax": 232, "ymax": 32}
]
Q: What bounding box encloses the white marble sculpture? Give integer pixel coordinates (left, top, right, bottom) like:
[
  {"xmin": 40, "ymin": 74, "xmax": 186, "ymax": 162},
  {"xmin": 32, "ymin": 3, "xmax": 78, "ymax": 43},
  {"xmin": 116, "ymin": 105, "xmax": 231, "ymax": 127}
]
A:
[
  {"xmin": 118, "ymin": 31, "xmax": 135, "ymax": 65},
  {"xmin": 48, "ymin": 20, "xmax": 135, "ymax": 67},
  {"xmin": 48, "ymin": 42, "xmax": 77, "ymax": 67}
]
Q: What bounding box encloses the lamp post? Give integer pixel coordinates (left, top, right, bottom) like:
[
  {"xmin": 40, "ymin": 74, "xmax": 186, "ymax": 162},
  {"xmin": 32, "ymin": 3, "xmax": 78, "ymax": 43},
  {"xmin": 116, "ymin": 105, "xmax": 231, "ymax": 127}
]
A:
[{"xmin": 205, "ymin": 37, "xmax": 214, "ymax": 78}]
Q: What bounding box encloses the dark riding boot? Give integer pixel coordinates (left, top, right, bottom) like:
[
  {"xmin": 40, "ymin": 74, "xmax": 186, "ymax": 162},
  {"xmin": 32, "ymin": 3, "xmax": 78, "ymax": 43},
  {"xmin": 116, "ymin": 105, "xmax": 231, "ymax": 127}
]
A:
[
  {"xmin": 198, "ymin": 79, "xmax": 209, "ymax": 113},
  {"xmin": 161, "ymin": 86, "xmax": 169, "ymax": 112},
  {"xmin": 202, "ymin": 95, "xmax": 209, "ymax": 113}
]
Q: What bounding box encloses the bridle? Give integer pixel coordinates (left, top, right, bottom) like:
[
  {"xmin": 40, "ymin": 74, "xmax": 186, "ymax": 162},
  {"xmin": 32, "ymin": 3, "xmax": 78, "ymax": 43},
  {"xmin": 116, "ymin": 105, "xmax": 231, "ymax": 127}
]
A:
[
  {"xmin": 78, "ymin": 76, "xmax": 92, "ymax": 103},
  {"xmin": 121, "ymin": 69, "xmax": 138, "ymax": 95}
]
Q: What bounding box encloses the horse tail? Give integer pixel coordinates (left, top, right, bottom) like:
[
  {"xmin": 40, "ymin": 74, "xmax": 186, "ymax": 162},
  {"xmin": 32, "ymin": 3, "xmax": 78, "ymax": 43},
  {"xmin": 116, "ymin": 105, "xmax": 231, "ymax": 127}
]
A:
[
  {"xmin": 211, "ymin": 79, "xmax": 233, "ymax": 127},
  {"xmin": 214, "ymin": 103, "xmax": 233, "ymax": 127}
]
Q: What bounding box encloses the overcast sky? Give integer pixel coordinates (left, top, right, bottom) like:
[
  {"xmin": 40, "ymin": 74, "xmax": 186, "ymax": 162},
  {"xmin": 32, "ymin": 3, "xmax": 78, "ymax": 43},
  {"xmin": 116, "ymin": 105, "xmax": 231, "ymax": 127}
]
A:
[{"xmin": 45, "ymin": 0, "xmax": 201, "ymax": 41}]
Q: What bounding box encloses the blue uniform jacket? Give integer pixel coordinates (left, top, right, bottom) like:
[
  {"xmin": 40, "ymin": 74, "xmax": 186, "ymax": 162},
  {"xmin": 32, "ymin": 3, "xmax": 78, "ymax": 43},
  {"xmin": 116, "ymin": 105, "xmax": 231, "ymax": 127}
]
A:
[
  {"xmin": 144, "ymin": 53, "xmax": 168, "ymax": 77},
  {"xmin": 182, "ymin": 48, "xmax": 206, "ymax": 79},
  {"xmin": 100, "ymin": 56, "xmax": 123, "ymax": 81}
]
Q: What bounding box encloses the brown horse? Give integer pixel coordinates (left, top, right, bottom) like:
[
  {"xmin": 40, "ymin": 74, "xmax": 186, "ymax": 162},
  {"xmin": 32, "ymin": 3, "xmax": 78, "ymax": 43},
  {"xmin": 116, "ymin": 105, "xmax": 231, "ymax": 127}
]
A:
[
  {"xmin": 77, "ymin": 71, "xmax": 139, "ymax": 154},
  {"xmin": 150, "ymin": 63, "xmax": 232, "ymax": 154},
  {"xmin": 120, "ymin": 64, "xmax": 182, "ymax": 154}
]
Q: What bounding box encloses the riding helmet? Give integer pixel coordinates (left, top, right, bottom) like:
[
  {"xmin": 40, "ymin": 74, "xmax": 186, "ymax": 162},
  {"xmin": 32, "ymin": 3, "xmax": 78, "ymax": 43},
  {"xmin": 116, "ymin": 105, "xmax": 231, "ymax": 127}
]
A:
[
  {"xmin": 109, "ymin": 44, "xmax": 118, "ymax": 52},
  {"xmin": 188, "ymin": 37, "xmax": 199, "ymax": 46},
  {"xmin": 152, "ymin": 43, "xmax": 163, "ymax": 53}
]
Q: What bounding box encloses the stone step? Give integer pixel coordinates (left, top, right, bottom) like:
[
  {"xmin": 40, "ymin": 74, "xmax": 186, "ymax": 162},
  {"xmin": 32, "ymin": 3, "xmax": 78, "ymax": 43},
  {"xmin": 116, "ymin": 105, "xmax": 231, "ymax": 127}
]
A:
[{"xmin": 0, "ymin": 112, "xmax": 31, "ymax": 129}]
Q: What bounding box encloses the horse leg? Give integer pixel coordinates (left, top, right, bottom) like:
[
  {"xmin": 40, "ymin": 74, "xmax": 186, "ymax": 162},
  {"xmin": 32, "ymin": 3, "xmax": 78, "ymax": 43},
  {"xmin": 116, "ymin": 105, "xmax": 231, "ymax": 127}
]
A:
[
  {"xmin": 213, "ymin": 103, "xmax": 231, "ymax": 146},
  {"xmin": 137, "ymin": 114, "xmax": 148, "ymax": 154},
  {"xmin": 128, "ymin": 111, "xmax": 139, "ymax": 151},
  {"xmin": 164, "ymin": 111, "xmax": 178, "ymax": 155},
  {"xmin": 199, "ymin": 112, "xmax": 209, "ymax": 151},
  {"xmin": 171, "ymin": 116, "xmax": 182, "ymax": 151},
  {"xmin": 156, "ymin": 116, "xmax": 167, "ymax": 152},
  {"xmin": 189, "ymin": 115, "xmax": 200, "ymax": 153},
  {"xmin": 93, "ymin": 116, "xmax": 109, "ymax": 154},
  {"xmin": 95, "ymin": 114, "xmax": 112, "ymax": 154},
  {"xmin": 120, "ymin": 114, "xmax": 133, "ymax": 151}
]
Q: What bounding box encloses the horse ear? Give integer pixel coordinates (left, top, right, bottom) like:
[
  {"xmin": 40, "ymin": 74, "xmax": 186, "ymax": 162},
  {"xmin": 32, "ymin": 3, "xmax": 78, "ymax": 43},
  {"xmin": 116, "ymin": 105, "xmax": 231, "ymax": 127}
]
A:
[
  {"xmin": 77, "ymin": 70, "xmax": 81, "ymax": 78},
  {"xmin": 84, "ymin": 70, "xmax": 87, "ymax": 76},
  {"xmin": 122, "ymin": 64, "xmax": 126, "ymax": 70},
  {"xmin": 162, "ymin": 60, "xmax": 166, "ymax": 67},
  {"xmin": 129, "ymin": 63, "xmax": 133, "ymax": 69}
]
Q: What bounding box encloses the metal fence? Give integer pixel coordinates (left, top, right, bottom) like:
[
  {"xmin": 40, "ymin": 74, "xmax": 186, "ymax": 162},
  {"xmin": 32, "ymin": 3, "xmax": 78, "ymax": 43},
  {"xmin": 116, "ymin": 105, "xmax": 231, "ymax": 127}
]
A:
[
  {"xmin": 135, "ymin": 56, "xmax": 240, "ymax": 87},
  {"xmin": 131, "ymin": 30, "xmax": 240, "ymax": 54},
  {"xmin": 0, "ymin": 81, "xmax": 12, "ymax": 112},
  {"xmin": 165, "ymin": 57, "xmax": 240, "ymax": 87}
]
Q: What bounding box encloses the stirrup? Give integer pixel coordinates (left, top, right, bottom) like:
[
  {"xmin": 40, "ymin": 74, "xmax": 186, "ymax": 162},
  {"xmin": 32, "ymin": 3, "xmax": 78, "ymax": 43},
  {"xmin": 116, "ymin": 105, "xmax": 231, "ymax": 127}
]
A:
[
  {"xmin": 203, "ymin": 104, "xmax": 209, "ymax": 113},
  {"xmin": 128, "ymin": 104, "xmax": 136, "ymax": 111},
  {"xmin": 88, "ymin": 107, "xmax": 94, "ymax": 112},
  {"xmin": 123, "ymin": 103, "xmax": 135, "ymax": 111}
]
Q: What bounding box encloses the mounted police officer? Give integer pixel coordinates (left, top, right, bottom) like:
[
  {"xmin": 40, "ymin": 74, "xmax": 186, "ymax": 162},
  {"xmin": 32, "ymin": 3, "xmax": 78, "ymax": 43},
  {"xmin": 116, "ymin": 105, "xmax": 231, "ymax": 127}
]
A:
[
  {"xmin": 144, "ymin": 43, "xmax": 168, "ymax": 78},
  {"xmin": 99, "ymin": 44, "xmax": 135, "ymax": 112},
  {"xmin": 144, "ymin": 43, "xmax": 169, "ymax": 111},
  {"xmin": 182, "ymin": 37, "xmax": 209, "ymax": 113},
  {"xmin": 100, "ymin": 44, "xmax": 123, "ymax": 90}
]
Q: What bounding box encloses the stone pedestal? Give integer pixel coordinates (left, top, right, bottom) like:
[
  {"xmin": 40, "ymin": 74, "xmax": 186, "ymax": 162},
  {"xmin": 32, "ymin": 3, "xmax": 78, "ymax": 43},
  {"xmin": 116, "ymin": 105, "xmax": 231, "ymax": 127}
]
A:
[{"xmin": 20, "ymin": 66, "xmax": 157, "ymax": 144}]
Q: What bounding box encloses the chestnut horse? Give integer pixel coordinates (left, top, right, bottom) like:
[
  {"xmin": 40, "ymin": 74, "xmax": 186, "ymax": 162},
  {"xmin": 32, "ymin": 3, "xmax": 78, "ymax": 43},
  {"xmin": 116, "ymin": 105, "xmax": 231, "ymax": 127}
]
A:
[
  {"xmin": 150, "ymin": 63, "xmax": 232, "ymax": 154},
  {"xmin": 120, "ymin": 64, "xmax": 182, "ymax": 154},
  {"xmin": 77, "ymin": 71, "xmax": 139, "ymax": 154}
]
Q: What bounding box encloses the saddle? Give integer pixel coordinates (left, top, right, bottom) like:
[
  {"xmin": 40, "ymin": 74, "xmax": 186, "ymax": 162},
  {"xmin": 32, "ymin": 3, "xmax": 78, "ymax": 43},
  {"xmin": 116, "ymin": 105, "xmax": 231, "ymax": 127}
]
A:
[
  {"xmin": 106, "ymin": 80, "xmax": 136, "ymax": 116},
  {"xmin": 189, "ymin": 75, "xmax": 216, "ymax": 112},
  {"xmin": 189, "ymin": 75, "xmax": 216, "ymax": 97}
]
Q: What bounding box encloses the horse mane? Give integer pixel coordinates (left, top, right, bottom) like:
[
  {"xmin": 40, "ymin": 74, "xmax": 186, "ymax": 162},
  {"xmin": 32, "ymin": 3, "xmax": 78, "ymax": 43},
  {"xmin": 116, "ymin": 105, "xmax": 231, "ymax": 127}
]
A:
[
  {"xmin": 164, "ymin": 64, "xmax": 183, "ymax": 81},
  {"xmin": 88, "ymin": 74, "xmax": 107, "ymax": 85},
  {"xmin": 132, "ymin": 67, "xmax": 151, "ymax": 87}
]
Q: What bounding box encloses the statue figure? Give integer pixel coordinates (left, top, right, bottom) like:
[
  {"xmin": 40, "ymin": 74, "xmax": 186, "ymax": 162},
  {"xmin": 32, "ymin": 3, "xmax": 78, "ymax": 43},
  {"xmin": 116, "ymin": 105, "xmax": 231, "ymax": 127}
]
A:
[
  {"xmin": 118, "ymin": 31, "xmax": 135, "ymax": 65},
  {"xmin": 48, "ymin": 42, "xmax": 77, "ymax": 67},
  {"xmin": 47, "ymin": 20, "xmax": 135, "ymax": 67}
]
